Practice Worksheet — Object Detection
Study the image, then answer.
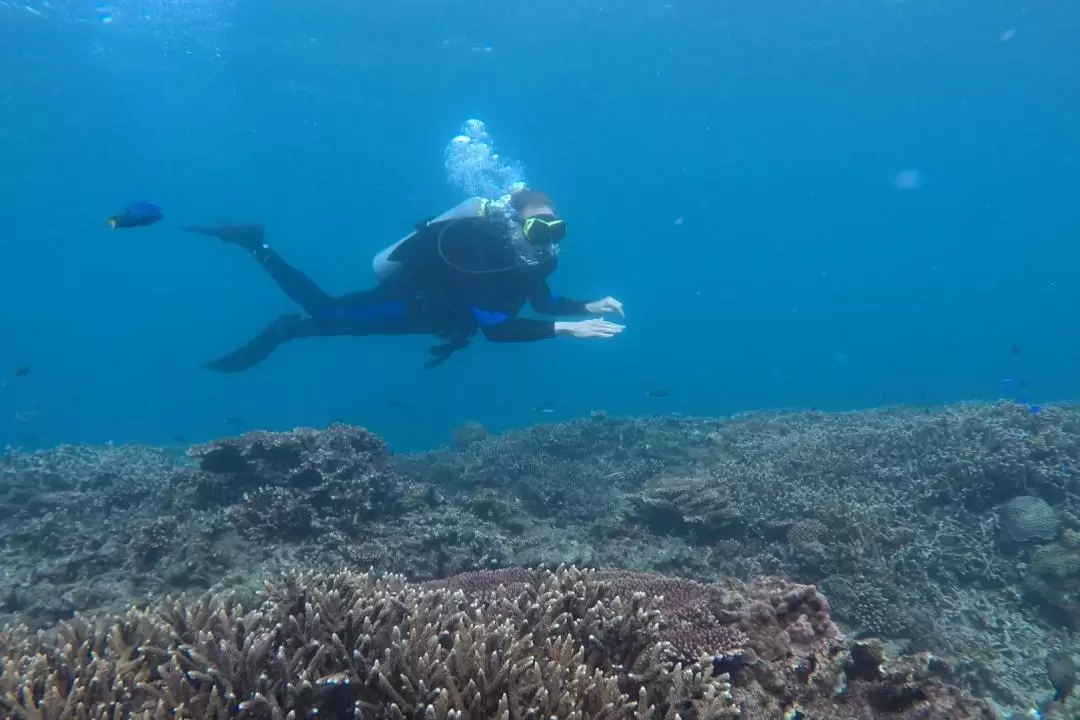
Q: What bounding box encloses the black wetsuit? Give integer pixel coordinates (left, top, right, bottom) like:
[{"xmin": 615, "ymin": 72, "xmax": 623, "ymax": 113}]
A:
[{"xmin": 203, "ymin": 215, "xmax": 593, "ymax": 372}]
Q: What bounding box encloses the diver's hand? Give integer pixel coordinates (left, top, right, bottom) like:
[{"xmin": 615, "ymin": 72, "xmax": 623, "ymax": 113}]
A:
[
  {"xmin": 584, "ymin": 296, "xmax": 625, "ymax": 318},
  {"xmin": 555, "ymin": 319, "xmax": 625, "ymax": 339}
]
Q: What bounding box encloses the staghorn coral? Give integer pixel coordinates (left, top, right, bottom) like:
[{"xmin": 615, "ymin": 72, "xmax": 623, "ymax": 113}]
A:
[
  {"xmin": 0, "ymin": 566, "xmax": 738, "ymax": 720},
  {"xmin": 424, "ymin": 568, "xmax": 750, "ymax": 664},
  {"xmin": 0, "ymin": 565, "xmax": 995, "ymax": 720},
  {"xmin": 422, "ymin": 567, "xmax": 992, "ymax": 719}
]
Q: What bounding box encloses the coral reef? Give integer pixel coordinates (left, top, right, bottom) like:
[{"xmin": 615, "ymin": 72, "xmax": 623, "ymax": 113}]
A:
[
  {"xmin": 3, "ymin": 401, "xmax": 1080, "ymax": 716},
  {"xmin": 0, "ymin": 566, "xmax": 992, "ymax": 720}
]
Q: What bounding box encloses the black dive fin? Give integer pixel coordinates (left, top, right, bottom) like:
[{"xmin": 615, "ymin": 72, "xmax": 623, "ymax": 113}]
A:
[
  {"xmin": 204, "ymin": 313, "xmax": 303, "ymax": 373},
  {"xmin": 181, "ymin": 223, "xmax": 265, "ymax": 248}
]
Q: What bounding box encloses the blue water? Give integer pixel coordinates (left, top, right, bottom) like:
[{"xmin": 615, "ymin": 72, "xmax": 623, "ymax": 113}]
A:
[{"xmin": 2, "ymin": 0, "xmax": 1078, "ymax": 452}]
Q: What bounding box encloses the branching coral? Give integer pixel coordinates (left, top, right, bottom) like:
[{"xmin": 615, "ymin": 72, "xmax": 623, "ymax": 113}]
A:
[
  {"xmin": 0, "ymin": 565, "xmax": 994, "ymax": 720},
  {"xmin": 0, "ymin": 566, "xmax": 738, "ymax": 720}
]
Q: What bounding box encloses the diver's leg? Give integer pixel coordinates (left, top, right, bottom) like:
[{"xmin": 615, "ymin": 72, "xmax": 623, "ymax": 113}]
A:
[
  {"xmin": 181, "ymin": 224, "xmax": 334, "ymax": 315},
  {"xmin": 204, "ymin": 305, "xmax": 437, "ymax": 373},
  {"xmin": 204, "ymin": 313, "xmax": 371, "ymax": 373},
  {"xmin": 315, "ymin": 292, "xmax": 440, "ymax": 334},
  {"xmin": 204, "ymin": 313, "xmax": 308, "ymax": 373}
]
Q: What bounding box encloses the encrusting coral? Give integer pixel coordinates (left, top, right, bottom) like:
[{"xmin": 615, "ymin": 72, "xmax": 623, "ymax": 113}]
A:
[{"xmin": 0, "ymin": 565, "xmax": 993, "ymax": 720}]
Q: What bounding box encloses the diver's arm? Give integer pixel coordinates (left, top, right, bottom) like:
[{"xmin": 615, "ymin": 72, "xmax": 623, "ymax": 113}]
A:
[
  {"xmin": 477, "ymin": 315, "xmax": 557, "ymax": 342},
  {"xmin": 528, "ymin": 280, "xmax": 592, "ymax": 316},
  {"xmin": 470, "ymin": 305, "xmax": 556, "ymax": 342},
  {"xmin": 475, "ymin": 314, "xmax": 624, "ymax": 342},
  {"xmin": 482, "ymin": 320, "xmax": 557, "ymax": 342}
]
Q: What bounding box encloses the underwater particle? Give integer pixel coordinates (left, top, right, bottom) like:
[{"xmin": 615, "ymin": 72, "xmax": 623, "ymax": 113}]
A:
[
  {"xmin": 1001, "ymin": 28, "xmax": 1017, "ymax": 42},
  {"xmin": 646, "ymin": 389, "xmax": 671, "ymax": 398},
  {"xmin": 107, "ymin": 201, "xmax": 163, "ymax": 229},
  {"xmin": 1047, "ymin": 650, "xmax": 1076, "ymax": 701},
  {"xmin": 892, "ymin": 169, "xmax": 923, "ymax": 191},
  {"xmin": 94, "ymin": 1, "xmax": 113, "ymax": 23},
  {"xmin": 674, "ymin": 217, "xmax": 684, "ymax": 226}
]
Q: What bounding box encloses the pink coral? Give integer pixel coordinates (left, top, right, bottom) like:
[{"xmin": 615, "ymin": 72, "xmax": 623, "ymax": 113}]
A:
[
  {"xmin": 424, "ymin": 568, "xmax": 995, "ymax": 719},
  {"xmin": 427, "ymin": 567, "xmax": 750, "ymax": 661}
]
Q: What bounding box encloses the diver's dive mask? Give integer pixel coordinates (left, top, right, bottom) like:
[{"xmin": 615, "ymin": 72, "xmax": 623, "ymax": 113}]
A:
[{"xmin": 522, "ymin": 214, "xmax": 567, "ymax": 245}]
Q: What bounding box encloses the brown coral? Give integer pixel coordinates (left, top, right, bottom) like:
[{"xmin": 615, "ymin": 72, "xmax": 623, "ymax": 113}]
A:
[
  {"xmin": 832, "ymin": 640, "xmax": 998, "ymax": 719},
  {"xmin": 188, "ymin": 425, "xmax": 408, "ymax": 542},
  {"xmin": 630, "ymin": 476, "xmax": 743, "ymax": 540},
  {"xmin": 424, "ymin": 567, "xmax": 749, "ymax": 664}
]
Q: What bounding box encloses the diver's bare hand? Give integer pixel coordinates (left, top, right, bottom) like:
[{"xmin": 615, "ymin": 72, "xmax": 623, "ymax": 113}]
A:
[
  {"xmin": 584, "ymin": 296, "xmax": 625, "ymax": 317},
  {"xmin": 555, "ymin": 319, "xmax": 625, "ymax": 339}
]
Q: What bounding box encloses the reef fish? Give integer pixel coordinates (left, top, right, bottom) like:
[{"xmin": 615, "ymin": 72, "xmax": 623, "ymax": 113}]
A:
[{"xmin": 107, "ymin": 201, "xmax": 163, "ymax": 229}]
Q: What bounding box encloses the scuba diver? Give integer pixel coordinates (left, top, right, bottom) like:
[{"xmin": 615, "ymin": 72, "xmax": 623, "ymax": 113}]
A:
[{"xmin": 183, "ymin": 189, "xmax": 625, "ymax": 371}]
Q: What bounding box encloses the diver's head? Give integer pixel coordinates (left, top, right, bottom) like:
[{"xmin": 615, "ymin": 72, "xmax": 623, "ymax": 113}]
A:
[{"xmin": 509, "ymin": 189, "xmax": 566, "ymax": 245}]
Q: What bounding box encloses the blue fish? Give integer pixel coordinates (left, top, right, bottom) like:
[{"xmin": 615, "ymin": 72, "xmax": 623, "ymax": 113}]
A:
[{"xmin": 108, "ymin": 201, "xmax": 163, "ymax": 229}]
